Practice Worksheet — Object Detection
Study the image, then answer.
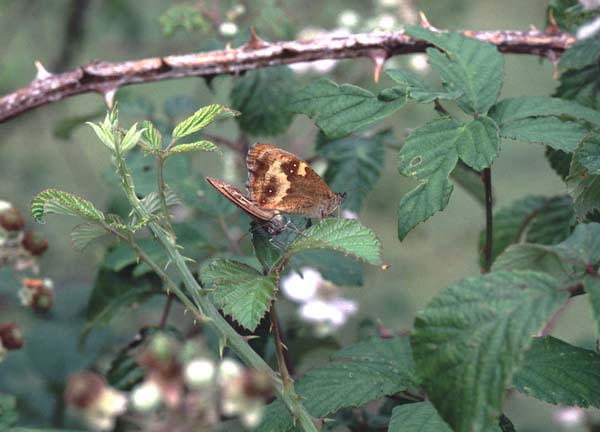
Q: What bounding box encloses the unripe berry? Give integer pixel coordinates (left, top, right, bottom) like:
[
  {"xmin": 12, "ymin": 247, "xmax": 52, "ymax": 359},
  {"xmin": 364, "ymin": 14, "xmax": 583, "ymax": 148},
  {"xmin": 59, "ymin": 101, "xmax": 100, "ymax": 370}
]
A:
[
  {"xmin": 0, "ymin": 322, "xmax": 24, "ymax": 350},
  {"xmin": 0, "ymin": 208, "xmax": 25, "ymax": 231},
  {"xmin": 22, "ymin": 230, "xmax": 49, "ymax": 256}
]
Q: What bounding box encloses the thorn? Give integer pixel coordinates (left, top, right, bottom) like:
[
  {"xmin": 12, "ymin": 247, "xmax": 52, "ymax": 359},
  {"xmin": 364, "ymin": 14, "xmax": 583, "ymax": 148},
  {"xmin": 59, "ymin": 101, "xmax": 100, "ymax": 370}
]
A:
[
  {"xmin": 166, "ymin": 288, "xmax": 171, "ymax": 295},
  {"xmin": 219, "ymin": 337, "xmax": 227, "ymax": 358},
  {"xmin": 377, "ymin": 319, "xmax": 393, "ymax": 339},
  {"xmin": 245, "ymin": 27, "xmax": 269, "ymax": 50},
  {"xmin": 34, "ymin": 61, "xmax": 52, "ymax": 80},
  {"xmin": 243, "ymin": 335, "xmax": 260, "ymax": 342},
  {"xmin": 546, "ymin": 8, "xmax": 560, "ymax": 34},
  {"xmin": 369, "ymin": 49, "xmax": 388, "ymax": 83},
  {"xmin": 193, "ymin": 319, "xmax": 197, "ymax": 325},
  {"xmin": 419, "ymin": 11, "xmax": 437, "ymax": 31},
  {"xmin": 547, "ymin": 50, "xmax": 560, "ymax": 79},
  {"xmin": 184, "ymin": 308, "xmax": 188, "ymax": 315},
  {"xmin": 530, "ymin": 24, "xmax": 539, "ymax": 31},
  {"xmin": 103, "ymin": 88, "xmax": 117, "ymax": 108}
]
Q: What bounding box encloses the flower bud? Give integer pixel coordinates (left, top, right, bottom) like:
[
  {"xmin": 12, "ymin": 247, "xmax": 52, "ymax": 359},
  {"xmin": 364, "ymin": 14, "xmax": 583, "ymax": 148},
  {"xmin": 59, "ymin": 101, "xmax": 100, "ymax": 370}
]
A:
[
  {"xmin": 130, "ymin": 380, "xmax": 162, "ymax": 412},
  {"xmin": 0, "ymin": 208, "xmax": 25, "ymax": 231},
  {"xmin": 184, "ymin": 358, "xmax": 215, "ymax": 388},
  {"xmin": 19, "ymin": 278, "xmax": 54, "ymax": 313},
  {"xmin": 21, "ymin": 230, "xmax": 48, "ymax": 256}
]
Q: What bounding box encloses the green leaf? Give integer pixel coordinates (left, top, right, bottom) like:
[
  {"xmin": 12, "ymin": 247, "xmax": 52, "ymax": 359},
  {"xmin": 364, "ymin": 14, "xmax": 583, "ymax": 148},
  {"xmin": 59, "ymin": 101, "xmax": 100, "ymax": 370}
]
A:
[
  {"xmin": 317, "ymin": 130, "xmax": 388, "ymax": 212},
  {"xmin": 258, "ymin": 337, "xmax": 418, "ymax": 432},
  {"xmin": 31, "ymin": 188, "xmax": 105, "ymax": 224},
  {"xmin": 230, "ymin": 66, "xmax": 298, "ymax": 136},
  {"xmin": 546, "ymin": 147, "xmax": 572, "ymax": 180},
  {"xmin": 559, "ymin": 31, "xmax": 600, "ymax": 70},
  {"xmin": 489, "ymin": 96, "xmax": 600, "ymax": 127},
  {"xmin": 555, "ymin": 64, "xmax": 600, "ymax": 110},
  {"xmin": 138, "ymin": 190, "xmax": 182, "ymax": 217},
  {"xmin": 388, "ymin": 402, "xmax": 452, "ymax": 432},
  {"xmin": 291, "ymin": 250, "xmax": 363, "ymax": 286},
  {"xmin": 583, "ymin": 274, "xmax": 600, "ymax": 335},
  {"xmin": 119, "ymin": 122, "xmax": 144, "ymax": 153},
  {"xmin": 397, "ymin": 116, "xmax": 499, "ymax": 239},
  {"xmin": 479, "ymin": 195, "xmax": 574, "ymax": 266},
  {"xmin": 70, "ymin": 223, "xmax": 108, "ymax": 251},
  {"xmin": 252, "ymin": 223, "xmax": 284, "ymax": 272},
  {"xmin": 82, "ymin": 267, "xmax": 161, "ymax": 344},
  {"xmin": 140, "ymin": 120, "xmax": 163, "ymax": 151},
  {"xmin": 513, "ymin": 336, "xmax": 600, "ymax": 407},
  {"xmin": 168, "ymin": 140, "xmax": 220, "ymax": 155},
  {"xmin": 0, "ymin": 393, "xmax": 18, "ymax": 429},
  {"xmin": 385, "ymin": 68, "xmax": 462, "ymax": 103},
  {"xmin": 411, "ymin": 271, "xmax": 568, "ymax": 432},
  {"xmin": 405, "ymin": 26, "xmax": 504, "ymax": 115},
  {"xmin": 202, "ymin": 259, "xmax": 276, "ymax": 331},
  {"xmin": 286, "ymin": 219, "xmax": 382, "ymax": 265},
  {"xmin": 496, "ymin": 116, "xmax": 588, "ymax": 152},
  {"xmin": 574, "ymin": 132, "xmax": 600, "ymax": 174},
  {"xmin": 568, "ymin": 137, "xmax": 600, "ymax": 219},
  {"xmin": 397, "ymin": 176, "xmax": 453, "ymax": 241},
  {"xmin": 288, "ymin": 78, "xmax": 407, "ymax": 138},
  {"xmin": 172, "ymin": 104, "xmax": 238, "ymax": 139},
  {"xmin": 87, "ymin": 120, "xmax": 115, "ymax": 151}
]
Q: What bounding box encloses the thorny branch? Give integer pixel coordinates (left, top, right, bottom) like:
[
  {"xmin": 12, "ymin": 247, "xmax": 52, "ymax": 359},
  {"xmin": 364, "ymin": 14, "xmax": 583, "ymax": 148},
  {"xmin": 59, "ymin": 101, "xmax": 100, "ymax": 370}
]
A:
[{"xmin": 0, "ymin": 27, "xmax": 575, "ymax": 123}]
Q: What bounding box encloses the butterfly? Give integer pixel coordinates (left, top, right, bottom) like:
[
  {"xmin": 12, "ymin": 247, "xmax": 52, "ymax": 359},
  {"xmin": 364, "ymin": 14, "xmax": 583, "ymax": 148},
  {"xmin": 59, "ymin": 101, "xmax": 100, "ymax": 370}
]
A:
[{"xmin": 206, "ymin": 143, "xmax": 345, "ymax": 234}]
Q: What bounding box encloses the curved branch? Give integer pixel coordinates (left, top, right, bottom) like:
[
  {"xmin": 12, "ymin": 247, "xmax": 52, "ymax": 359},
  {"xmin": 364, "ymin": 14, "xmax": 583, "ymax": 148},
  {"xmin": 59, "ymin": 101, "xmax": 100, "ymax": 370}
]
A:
[{"xmin": 0, "ymin": 28, "xmax": 575, "ymax": 123}]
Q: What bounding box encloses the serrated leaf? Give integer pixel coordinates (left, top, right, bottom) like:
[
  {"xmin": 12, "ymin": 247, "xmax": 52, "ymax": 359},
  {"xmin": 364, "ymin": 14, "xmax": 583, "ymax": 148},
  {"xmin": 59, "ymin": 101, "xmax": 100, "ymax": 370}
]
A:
[
  {"xmin": 87, "ymin": 121, "xmax": 115, "ymax": 151},
  {"xmin": 317, "ymin": 130, "xmax": 387, "ymax": 212},
  {"xmin": 497, "ymin": 116, "xmax": 588, "ymax": 152},
  {"xmin": 489, "ymin": 96, "xmax": 600, "ymax": 127},
  {"xmin": 31, "ymin": 189, "xmax": 105, "ymax": 224},
  {"xmin": 119, "ymin": 122, "xmax": 144, "ymax": 153},
  {"xmin": 291, "ymin": 250, "xmax": 363, "ymax": 286},
  {"xmin": 479, "ymin": 195, "xmax": 574, "ymax": 267},
  {"xmin": 385, "ymin": 68, "xmax": 462, "ymax": 103},
  {"xmin": 202, "ymin": 259, "xmax": 276, "ymax": 331},
  {"xmin": 388, "ymin": 402, "xmax": 452, "ymax": 432},
  {"xmin": 258, "ymin": 337, "xmax": 418, "ymax": 432},
  {"xmin": 513, "ymin": 336, "xmax": 600, "ymax": 407},
  {"xmin": 140, "ymin": 120, "xmax": 162, "ymax": 151},
  {"xmin": 172, "ymin": 104, "xmax": 237, "ymax": 139},
  {"xmin": 559, "ymin": 31, "xmax": 600, "ymax": 70},
  {"xmin": 583, "ymin": 274, "xmax": 600, "ymax": 335},
  {"xmin": 286, "ymin": 219, "xmax": 382, "ymax": 265},
  {"xmin": 168, "ymin": 140, "xmax": 220, "ymax": 155},
  {"xmin": 405, "ymin": 26, "xmax": 504, "ymax": 115},
  {"xmin": 398, "ymin": 175, "xmax": 453, "ymax": 241},
  {"xmin": 288, "ymin": 78, "xmax": 407, "ymax": 138},
  {"xmin": 230, "ymin": 66, "xmax": 298, "ymax": 136},
  {"xmin": 138, "ymin": 190, "xmax": 182, "ymax": 217},
  {"xmin": 411, "ymin": 271, "xmax": 568, "ymax": 432},
  {"xmin": 555, "ymin": 64, "xmax": 600, "ymax": 110},
  {"xmin": 568, "ymin": 138, "xmax": 600, "ymax": 219},
  {"xmin": 70, "ymin": 223, "xmax": 108, "ymax": 251},
  {"xmin": 574, "ymin": 132, "xmax": 600, "ymax": 174},
  {"xmin": 397, "ymin": 117, "xmax": 498, "ymax": 239}
]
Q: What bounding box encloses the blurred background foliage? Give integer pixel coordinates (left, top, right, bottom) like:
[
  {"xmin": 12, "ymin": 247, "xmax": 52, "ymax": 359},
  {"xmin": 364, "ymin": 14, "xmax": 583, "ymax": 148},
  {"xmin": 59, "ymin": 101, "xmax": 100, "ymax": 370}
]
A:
[{"xmin": 0, "ymin": 0, "xmax": 597, "ymax": 430}]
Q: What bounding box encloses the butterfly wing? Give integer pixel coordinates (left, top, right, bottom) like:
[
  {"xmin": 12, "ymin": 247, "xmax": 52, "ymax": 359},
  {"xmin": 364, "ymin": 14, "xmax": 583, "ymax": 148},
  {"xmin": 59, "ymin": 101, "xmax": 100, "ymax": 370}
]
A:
[{"xmin": 246, "ymin": 143, "xmax": 341, "ymax": 218}]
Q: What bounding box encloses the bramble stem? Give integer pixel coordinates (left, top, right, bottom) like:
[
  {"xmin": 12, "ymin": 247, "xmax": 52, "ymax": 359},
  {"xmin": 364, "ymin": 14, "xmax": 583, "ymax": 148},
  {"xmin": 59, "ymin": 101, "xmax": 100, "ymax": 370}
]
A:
[
  {"xmin": 158, "ymin": 294, "xmax": 173, "ymax": 329},
  {"xmin": 270, "ymin": 302, "xmax": 294, "ymax": 388},
  {"xmin": 482, "ymin": 167, "xmax": 493, "ymax": 272}
]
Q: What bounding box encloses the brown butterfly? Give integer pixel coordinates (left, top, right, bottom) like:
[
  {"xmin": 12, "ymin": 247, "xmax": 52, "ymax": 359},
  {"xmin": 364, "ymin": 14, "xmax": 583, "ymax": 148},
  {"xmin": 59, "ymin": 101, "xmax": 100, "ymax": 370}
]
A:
[
  {"xmin": 246, "ymin": 143, "xmax": 345, "ymax": 219},
  {"xmin": 205, "ymin": 177, "xmax": 285, "ymax": 235}
]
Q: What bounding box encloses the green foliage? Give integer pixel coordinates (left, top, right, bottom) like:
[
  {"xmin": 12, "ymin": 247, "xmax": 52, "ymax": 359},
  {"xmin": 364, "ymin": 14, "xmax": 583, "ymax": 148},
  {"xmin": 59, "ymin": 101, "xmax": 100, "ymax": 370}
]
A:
[
  {"xmin": 555, "ymin": 65, "xmax": 600, "ymax": 110},
  {"xmin": 317, "ymin": 130, "xmax": 388, "ymax": 212},
  {"xmin": 291, "ymin": 250, "xmax": 363, "ymax": 286},
  {"xmin": 411, "ymin": 271, "xmax": 568, "ymax": 432},
  {"xmin": 583, "ymin": 274, "xmax": 600, "ymax": 335},
  {"xmin": 397, "ymin": 117, "xmax": 499, "ymax": 239},
  {"xmin": 140, "ymin": 120, "xmax": 163, "ymax": 151},
  {"xmin": 31, "ymin": 189, "xmax": 105, "ymax": 224},
  {"xmin": 70, "ymin": 222, "xmax": 109, "ymax": 251},
  {"xmin": 559, "ymin": 32, "xmax": 600, "ymax": 71},
  {"xmin": 388, "ymin": 402, "xmax": 452, "ymax": 432},
  {"xmin": 259, "ymin": 337, "xmax": 418, "ymax": 432},
  {"xmin": 513, "ymin": 336, "xmax": 600, "ymax": 407},
  {"xmin": 167, "ymin": 140, "xmax": 220, "ymax": 156},
  {"xmin": 159, "ymin": 5, "xmax": 209, "ymax": 36},
  {"xmin": 568, "ymin": 135, "xmax": 600, "ymax": 219},
  {"xmin": 171, "ymin": 104, "xmax": 238, "ymax": 139},
  {"xmin": 287, "ymin": 219, "xmax": 382, "ymax": 265},
  {"xmin": 288, "ymin": 78, "xmax": 407, "ymax": 138},
  {"xmin": 202, "ymin": 259, "xmax": 277, "ymax": 331},
  {"xmin": 405, "ymin": 25, "xmax": 504, "ymax": 115},
  {"xmin": 385, "ymin": 68, "xmax": 462, "ymax": 103},
  {"xmin": 0, "ymin": 393, "xmax": 18, "ymax": 429},
  {"xmin": 480, "ymin": 195, "xmax": 574, "ymax": 266},
  {"xmin": 546, "ymin": 147, "xmax": 572, "ymax": 179},
  {"xmin": 230, "ymin": 66, "xmax": 298, "ymax": 136}
]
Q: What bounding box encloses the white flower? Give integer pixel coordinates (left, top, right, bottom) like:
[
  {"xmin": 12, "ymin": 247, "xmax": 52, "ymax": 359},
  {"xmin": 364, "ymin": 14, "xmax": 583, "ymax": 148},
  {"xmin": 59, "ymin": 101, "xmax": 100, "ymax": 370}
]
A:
[
  {"xmin": 376, "ymin": 14, "xmax": 397, "ymax": 31},
  {"xmin": 300, "ymin": 298, "xmax": 357, "ymax": 328},
  {"xmin": 281, "ymin": 268, "xmax": 321, "ymax": 302},
  {"xmin": 410, "ymin": 53, "xmax": 429, "ymax": 71},
  {"xmin": 338, "ymin": 10, "xmax": 360, "ymax": 28},
  {"xmin": 219, "ymin": 21, "xmax": 238, "ymax": 36},
  {"xmin": 86, "ymin": 387, "xmax": 128, "ymax": 431},
  {"xmin": 342, "ymin": 210, "xmax": 358, "ymax": 220},
  {"xmin": 553, "ymin": 406, "xmax": 585, "ymax": 426},
  {"xmin": 131, "ymin": 381, "xmax": 161, "ymax": 412},
  {"xmin": 184, "ymin": 358, "xmax": 215, "ymax": 388},
  {"xmin": 577, "ymin": 16, "xmax": 600, "ymax": 39}
]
